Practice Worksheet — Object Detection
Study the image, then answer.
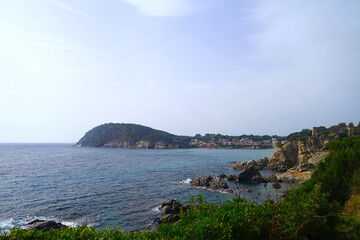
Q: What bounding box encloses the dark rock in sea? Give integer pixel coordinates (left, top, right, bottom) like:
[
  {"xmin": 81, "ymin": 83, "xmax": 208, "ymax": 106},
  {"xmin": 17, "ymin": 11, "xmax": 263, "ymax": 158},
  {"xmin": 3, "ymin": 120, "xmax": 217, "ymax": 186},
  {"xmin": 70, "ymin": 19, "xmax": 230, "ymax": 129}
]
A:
[
  {"xmin": 209, "ymin": 178, "xmax": 228, "ymax": 190},
  {"xmin": 190, "ymin": 175, "xmax": 232, "ymax": 193},
  {"xmin": 156, "ymin": 200, "xmax": 188, "ymax": 224},
  {"xmin": 218, "ymin": 173, "xmax": 227, "ymax": 179},
  {"xmin": 160, "ymin": 205, "xmax": 176, "ymax": 215},
  {"xmin": 226, "ymin": 175, "xmax": 238, "ymax": 181},
  {"xmin": 27, "ymin": 220, "xmax": 66, "ymax": 231},
  {"xmin": 163, "ymin": 214, "xmax": 180, "ymax": 223},
  {"xmin": 190, "ymin": 175, "xmax": 211, "ymax": 187},
  {"xmin": 237, "ymin": 166, "xmax": 261, "ymax": 183},
  {"xmin": 27, "ymin": 219, "xmax": 45, "ymax": 225}
]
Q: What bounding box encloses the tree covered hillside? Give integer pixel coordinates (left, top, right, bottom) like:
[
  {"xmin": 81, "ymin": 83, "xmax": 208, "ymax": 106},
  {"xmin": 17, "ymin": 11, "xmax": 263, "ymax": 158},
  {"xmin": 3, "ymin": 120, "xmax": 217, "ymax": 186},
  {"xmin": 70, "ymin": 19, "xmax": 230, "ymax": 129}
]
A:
[{"xmin": 75, "ymin": 123, "xmax": 191, "ymax": 148}]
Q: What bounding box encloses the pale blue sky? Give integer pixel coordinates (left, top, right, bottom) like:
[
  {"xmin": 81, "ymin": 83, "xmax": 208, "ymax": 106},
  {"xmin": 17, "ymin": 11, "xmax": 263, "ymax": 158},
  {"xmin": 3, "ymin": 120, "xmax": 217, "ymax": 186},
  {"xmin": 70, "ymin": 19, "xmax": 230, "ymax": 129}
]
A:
[{"xmin": 0, "ymin": 0, "xmax": 359, "ymax": 142}]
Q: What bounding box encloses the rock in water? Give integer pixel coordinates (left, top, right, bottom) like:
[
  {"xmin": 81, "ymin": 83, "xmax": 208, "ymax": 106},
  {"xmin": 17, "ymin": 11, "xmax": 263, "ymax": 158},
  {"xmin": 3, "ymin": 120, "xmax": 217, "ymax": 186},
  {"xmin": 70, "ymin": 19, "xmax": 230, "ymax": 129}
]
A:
[
  {"xmin": 226, "ymin": 175, "xmax": 238, "ymax": 181},
  {"xmin": 27, "ymin": 220, "xmax": 66, "ymax": 231},
  {"xmin": 232, "ymin": 158, "xmax": 269, "ymax": 171},
  {"xmin": 190, "ymin": 175, "xmax": 233, "ymax": 193},
  {"xmin": 155, "ymin": 200, "xmax": 187, "ymax": 224},
  {"xmin": 237, "ymin": 166, "xmax": 261, "ymax": 183}
]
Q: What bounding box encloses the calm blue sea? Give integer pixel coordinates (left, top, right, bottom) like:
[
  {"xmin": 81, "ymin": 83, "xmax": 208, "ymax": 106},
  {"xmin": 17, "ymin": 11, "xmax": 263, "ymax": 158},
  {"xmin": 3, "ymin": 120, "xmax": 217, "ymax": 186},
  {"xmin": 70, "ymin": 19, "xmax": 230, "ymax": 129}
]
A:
[{"xmin": 0, "ymin": 144, "xmax": 284, "ymax": 231}]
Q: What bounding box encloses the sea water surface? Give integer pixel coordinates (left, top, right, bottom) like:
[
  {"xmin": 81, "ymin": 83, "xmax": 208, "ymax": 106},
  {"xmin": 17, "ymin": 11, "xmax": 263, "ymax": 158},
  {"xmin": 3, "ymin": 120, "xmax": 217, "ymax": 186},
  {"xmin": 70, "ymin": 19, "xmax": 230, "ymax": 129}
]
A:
[{"xmin": 0, "ymin": 144, "xmax": 284, "ymax": 231}]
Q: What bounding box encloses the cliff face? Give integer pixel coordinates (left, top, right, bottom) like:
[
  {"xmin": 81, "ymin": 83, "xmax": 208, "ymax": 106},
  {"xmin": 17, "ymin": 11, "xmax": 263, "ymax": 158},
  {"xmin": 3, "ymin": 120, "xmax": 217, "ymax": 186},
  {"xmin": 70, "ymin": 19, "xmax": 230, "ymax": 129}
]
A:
[
  {"xmin": 75, "ymin": 123, "xmax": 188, "ymax": 149},
  {"xmin": 267, "ymin": 137, "xmax": 327, "ymax": 172},
  {"xmin": 266, "ymin": 122, "xmax": 360, "ymax": 182}
]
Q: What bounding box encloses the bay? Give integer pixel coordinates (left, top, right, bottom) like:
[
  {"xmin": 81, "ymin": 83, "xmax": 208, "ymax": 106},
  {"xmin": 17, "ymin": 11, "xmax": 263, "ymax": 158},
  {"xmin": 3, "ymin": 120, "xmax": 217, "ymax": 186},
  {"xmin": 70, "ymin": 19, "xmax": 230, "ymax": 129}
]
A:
[{"xmin": 0, "ymin": 144, "xmax": 282, "ymax": 231}]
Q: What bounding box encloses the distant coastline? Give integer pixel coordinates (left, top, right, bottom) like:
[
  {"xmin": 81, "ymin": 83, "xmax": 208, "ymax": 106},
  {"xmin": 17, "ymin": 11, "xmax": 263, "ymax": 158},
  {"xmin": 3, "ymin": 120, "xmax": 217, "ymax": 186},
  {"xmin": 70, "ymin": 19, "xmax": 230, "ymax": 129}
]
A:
[{"xmin": 75, "ymin": 123, "xmax": 285, "ymax": 149}]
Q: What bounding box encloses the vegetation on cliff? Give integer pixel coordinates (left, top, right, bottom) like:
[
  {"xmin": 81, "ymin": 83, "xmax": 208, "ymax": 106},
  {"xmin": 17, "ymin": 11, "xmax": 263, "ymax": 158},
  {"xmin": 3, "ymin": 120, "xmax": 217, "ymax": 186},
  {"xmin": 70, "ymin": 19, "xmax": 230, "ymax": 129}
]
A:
[
  {"xmin": 2, "ymin": 136, "xmax": 360, "ymax": 239},
  {"xmin": 75, "ymin": 123, "xmax": 191, "ymax": 148},
  {"xmin": 76, "ymin": 123, "xmax": 285, "ymax": 149},
  {"xmin": 286, "ymin": 129, "xmax": 312, "ymax": 142}
]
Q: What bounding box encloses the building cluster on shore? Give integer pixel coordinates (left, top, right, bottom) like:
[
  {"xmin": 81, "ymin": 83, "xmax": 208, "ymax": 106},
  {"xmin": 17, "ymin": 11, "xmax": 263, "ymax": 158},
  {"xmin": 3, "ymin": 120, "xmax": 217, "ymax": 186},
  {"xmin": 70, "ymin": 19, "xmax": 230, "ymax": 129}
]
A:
[{"xmin": 189, "ymin": 137, "xmax": 286, "ymax": 148}]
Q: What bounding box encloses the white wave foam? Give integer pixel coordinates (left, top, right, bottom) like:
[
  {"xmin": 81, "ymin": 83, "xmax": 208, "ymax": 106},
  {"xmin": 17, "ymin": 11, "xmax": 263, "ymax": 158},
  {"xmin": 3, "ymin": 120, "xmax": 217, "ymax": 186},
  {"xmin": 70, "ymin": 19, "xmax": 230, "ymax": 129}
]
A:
[
  {"xmin": 151, "ymin": 206, "xmax": 161, "ymax": 213},
  {"xmin": 60, "ymin": 220, "xmax": 79, "ymax": 227},
  {"xmin": 191, "ymin": 186, "xmax": 233, "ymax": 194},
  {"xmin": 0, "ymin": 218, "xmax": 27, "ymax": 231},
  {"xmin": 0, "ymin": 216, "xmax": 89, "ymax": 232},
  {"xmin": 179, "ymin": 178, "xmax": 191, "ymax": 184}
]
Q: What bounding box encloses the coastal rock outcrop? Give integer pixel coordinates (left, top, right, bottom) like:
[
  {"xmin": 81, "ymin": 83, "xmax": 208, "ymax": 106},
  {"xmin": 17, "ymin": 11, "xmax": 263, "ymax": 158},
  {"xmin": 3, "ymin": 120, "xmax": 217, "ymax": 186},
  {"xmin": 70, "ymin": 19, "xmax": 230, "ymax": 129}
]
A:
[
  {"xmin": 246, "ymin": 122, "xmax": 360, "ymax": 184},
  {"xmin": 26, "ymin": 219, "xmax": 66, "ymax": 231},
  {"xmin": 232, "ymin": 158, "xmax": 268, "ymax": 171},
  {"xmin": 276, "ymin": 170, "xmax": 312, "ymax": 184},
  {"xmin": 266, "ymin": 122, "xmax": 360, "ymax": 173},
  {"xmin": 155, "ymin": 200, "xmax": 189, "ymax": 224},
  {"xmin": 237, "ymin": 166, "xmax": 262, "ymax": 183},
  {"xmin": 190, "ymin": 175, "xmax": 233, "ymax": 193},
  {"xmin": 266, "ymin": 138, "xmax": 327, "ymax": 172},
  {"xmin": 261, "ymin": 174, "xmax": 278, "ymax": 183},
  {"xmin": 232, "ymin": 139, "xmax": 328, "ymax": 184}
]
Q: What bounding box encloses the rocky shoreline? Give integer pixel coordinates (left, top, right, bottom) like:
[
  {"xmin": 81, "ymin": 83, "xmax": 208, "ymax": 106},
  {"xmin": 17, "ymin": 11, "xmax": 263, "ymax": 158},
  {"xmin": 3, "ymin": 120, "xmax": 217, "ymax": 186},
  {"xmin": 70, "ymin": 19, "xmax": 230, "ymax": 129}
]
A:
[{"xmin": 24, "ymin": 219, "xmax": 67, "ymax": 231}]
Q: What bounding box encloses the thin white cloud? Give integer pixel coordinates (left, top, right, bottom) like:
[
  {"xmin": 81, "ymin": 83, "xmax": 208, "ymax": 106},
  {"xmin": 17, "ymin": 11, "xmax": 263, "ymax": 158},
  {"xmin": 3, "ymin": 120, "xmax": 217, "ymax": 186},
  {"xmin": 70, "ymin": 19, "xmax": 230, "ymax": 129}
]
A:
[
  {"xmin": 122, "ymin": 0, "xmax": 197, "ymax": 17},
  {"xmin": 0, "ymin": 40, "xmax": 88, "ymax": 51},
  {"xmin": 44, "ymin": 0, "xmax": 95, "ymax": 18},
  {"xmin": 0, "ymin": 24, "xmax": 104, "ymax": 53}
]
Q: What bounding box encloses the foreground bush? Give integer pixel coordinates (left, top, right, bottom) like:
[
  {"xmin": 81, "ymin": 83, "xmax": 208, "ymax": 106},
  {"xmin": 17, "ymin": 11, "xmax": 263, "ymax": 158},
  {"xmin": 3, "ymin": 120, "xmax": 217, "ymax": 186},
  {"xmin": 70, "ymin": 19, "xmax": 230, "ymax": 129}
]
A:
[{"xmin": 2, "ymin": 137, "xmax": 360, "ymax": 239}]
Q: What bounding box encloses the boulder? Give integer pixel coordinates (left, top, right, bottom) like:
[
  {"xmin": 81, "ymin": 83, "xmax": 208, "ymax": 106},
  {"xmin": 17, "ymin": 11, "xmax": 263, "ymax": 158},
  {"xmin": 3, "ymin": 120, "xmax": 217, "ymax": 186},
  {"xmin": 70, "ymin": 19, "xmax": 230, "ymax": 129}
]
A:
[
  {"xmin": 172, "ymin": 200, "xmax": 181, "ymax": 212},
  {"xmin": 232, "ymin": 160, "xmax": 261, "ymax": 171},
  {"xmin": 218, "ymin": 173, "xmax": 227, "ymax": 179},
  {"xmin": 257, "ymin": 157, "xmax": 269, "ymax": 168},
  {"xmin": 161, "ymin": 199, "xmax": 175, "ymax": 208},
  {"xmin": 156, "ymin": 200, "xmax": 188, "ymax": 224},
  {"xmin": 27, "ymin": 220, "xmax": 66, "ymax": 231},
  {"xmin": 237, "ymin": 166, "xmax": 261, "ymax": 183},
  {"xmin": 250, "ymin": 174, "xmax": 264, "ymax": 184},
  {"xmin": 160, "ymin": 205, "xmax": 176, "ymax": 215},
  {"xmin": 209, "ymin": 178, "xmax": 229, "ymax": 189},
  {"xmin": 232, "ymin": 158, "xmax": 269, "ymax": 171},
  {"xmin": 190, "ymin": 175, "xmax": 211, "ymax": 187},
  {"xmin": 190, "ymin": 175, "xmax": 229, "ymax": 190},
  {"xmin": 226, "ymin": 175, "xmax": 238, "ymax": 181},
  {"xmin": 261, "ymin": 174, "xmax": 278, "ymax": 183},
  {"xmin": 164, "ymin": 214, "xmax": 180, "ymax": 223}
]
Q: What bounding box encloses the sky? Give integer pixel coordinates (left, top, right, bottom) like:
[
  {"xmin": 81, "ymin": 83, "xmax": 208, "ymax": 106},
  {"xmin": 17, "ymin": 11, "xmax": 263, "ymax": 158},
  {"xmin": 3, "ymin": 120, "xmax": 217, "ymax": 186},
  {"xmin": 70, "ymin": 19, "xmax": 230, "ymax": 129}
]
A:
[{"xmin": 0, "ymin": 0, "xmax": 360, "ymax": 143}]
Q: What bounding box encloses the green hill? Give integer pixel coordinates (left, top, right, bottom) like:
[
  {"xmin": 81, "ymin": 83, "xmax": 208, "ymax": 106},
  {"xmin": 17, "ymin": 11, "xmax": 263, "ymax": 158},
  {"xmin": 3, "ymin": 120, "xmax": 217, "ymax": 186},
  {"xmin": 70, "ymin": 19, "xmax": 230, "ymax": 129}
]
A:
[{"xmin": 75, "ymin": 123, "xmax": 190, "ymax": 148}]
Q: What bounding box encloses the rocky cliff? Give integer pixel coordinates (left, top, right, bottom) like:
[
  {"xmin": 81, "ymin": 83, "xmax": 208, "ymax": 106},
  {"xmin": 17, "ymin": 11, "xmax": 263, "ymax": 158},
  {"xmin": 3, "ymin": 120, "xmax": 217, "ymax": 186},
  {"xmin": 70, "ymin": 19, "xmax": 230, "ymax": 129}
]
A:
[
  {"xmin": 234, "ymin": 122, "xmax": 360, "ymax": 183},
  {"xmin": 267, "ymin": 137, "xmax": 328, "ymax": 172},
  {"xmin": 267, "ymin": 122, "xmax": 360, "ymax": 173}
]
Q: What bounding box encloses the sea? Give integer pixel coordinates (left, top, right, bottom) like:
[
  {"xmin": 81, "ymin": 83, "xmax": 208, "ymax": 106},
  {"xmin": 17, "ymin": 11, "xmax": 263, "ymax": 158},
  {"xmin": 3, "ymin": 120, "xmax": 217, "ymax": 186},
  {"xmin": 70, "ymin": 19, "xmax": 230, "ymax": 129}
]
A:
[{"xmin": 0, "ymin": 143, "xmax": 287, "ymax": 231}]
